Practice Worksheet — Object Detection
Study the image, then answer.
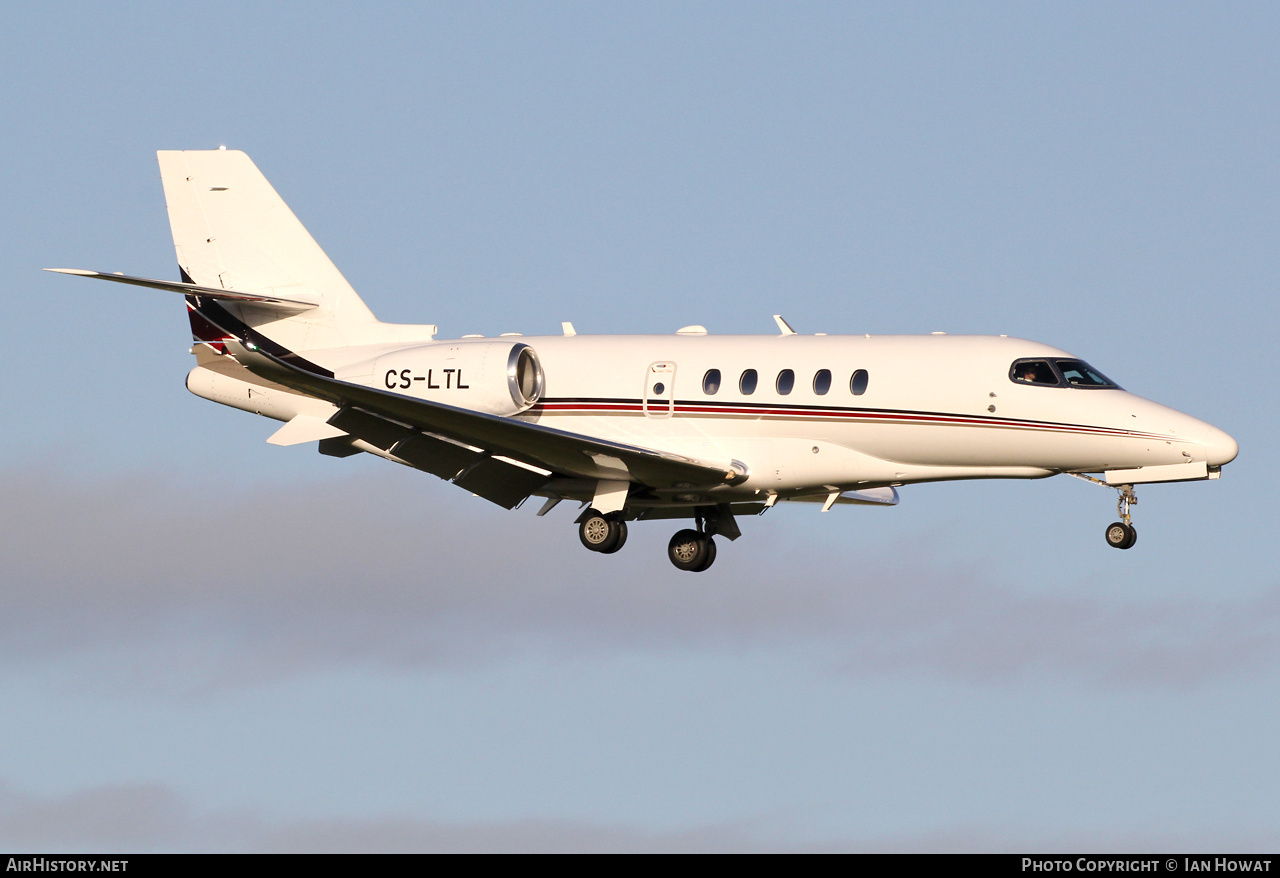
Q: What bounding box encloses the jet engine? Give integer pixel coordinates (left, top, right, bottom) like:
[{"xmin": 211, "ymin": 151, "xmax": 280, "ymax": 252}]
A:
[
  {"xmin": 337, "ymin": 341, "xmax": 545, "ymax": 416},
  {"xmin": 337, "ymin": 340, "xmax": 542, "ymax": 417}
]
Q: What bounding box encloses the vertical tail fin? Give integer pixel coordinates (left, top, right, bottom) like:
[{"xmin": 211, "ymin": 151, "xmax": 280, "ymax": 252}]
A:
[{"xmin": 158, "ymin": 149, "xmax": 378, "ymax": 351}]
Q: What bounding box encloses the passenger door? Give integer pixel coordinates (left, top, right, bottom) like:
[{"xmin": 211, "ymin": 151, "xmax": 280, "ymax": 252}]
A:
[{"xmin": 643, "ymin": 362, "xmax": 676, "ymax": 419}]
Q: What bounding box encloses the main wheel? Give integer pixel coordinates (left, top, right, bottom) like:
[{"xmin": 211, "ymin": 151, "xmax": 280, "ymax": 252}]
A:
[
  {"xmin": 1105, "ymin": 521, "xmax": 1137, "ymax": 550},
  {"xmin": 668, "ymin": 528, "xmax": 710, "ymax": 571},
  {"xmin": 580, "ymin": 510, "xmax": 621, "ymax": 553},
  {"xmin": 691, "ymin": 536, "xmax": 717, "ymax": 572},
  {"xmin": 599, "ymin": 521, "xmax": 628, "ymax": 554}
]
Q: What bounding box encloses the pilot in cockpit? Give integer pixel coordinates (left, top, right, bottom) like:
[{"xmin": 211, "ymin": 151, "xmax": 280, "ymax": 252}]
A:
[{"xmin": 1016, "ymin": 360, "xmax": 1058, "ymax": 385}]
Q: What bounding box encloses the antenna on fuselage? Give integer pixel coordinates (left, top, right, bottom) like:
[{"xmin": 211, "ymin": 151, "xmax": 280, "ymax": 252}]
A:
[{"xmin": 773, "ymin": 314, "xmax": 796, "ymax": 335}]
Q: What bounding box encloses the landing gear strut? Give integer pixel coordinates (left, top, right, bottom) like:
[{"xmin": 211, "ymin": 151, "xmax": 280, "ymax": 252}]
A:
[
  {"xmin": 578, "ymin": 509, "xmax": 627, "ymax": 554},
  {"xmin": 1105, "ymin": 484, "xmax": 1138, "ymax": 550},
  {"xmin": 1069, "ymin": 474, "xmax": 1142, "ymax": 550}
]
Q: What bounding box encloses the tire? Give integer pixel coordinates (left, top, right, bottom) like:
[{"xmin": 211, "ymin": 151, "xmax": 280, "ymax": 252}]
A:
[
  {"xmin": 600, "ymin": 521, "xmax": 628, "ymax": 554},
  {"xmin": 668, "ymin": 529, "xmax": 709, "ymax": 571},
  {"xmin": 1105, "ymin": 522, "xmax": 1136, "ymax": 550},
  {"xmin": 690, "ymin": 536, "xmax": 717, "ymax": 572},
  {"xmin": 580, "ymin": 510, "xmax": 620, "ymax": 553}
]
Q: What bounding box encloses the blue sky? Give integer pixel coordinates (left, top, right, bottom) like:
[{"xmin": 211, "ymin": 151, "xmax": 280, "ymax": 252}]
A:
[{"xmin": 1, "ymin": 2, "xmax": 1276, "ymax": 851}]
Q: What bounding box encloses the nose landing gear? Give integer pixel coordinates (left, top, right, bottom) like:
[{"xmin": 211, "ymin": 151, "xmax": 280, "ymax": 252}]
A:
[
  {"xmin": 1069, "ymin": 474, "xmax": 1142, "ymax": 550},
  {"xmin": 1104, "ymin": 484, "xmax": 1138, "ymax": 550}
]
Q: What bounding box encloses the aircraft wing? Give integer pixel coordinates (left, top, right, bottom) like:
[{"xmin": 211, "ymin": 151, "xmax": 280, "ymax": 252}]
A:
[{"xmin": 224, "ymin": 340, "xmax": 738, "ymax": 508}]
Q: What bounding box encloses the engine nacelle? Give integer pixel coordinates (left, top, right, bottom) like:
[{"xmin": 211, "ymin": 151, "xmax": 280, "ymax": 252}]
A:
[{"xmin": 338, "ymin": 341, "xmax": 545, "ymax": 416}]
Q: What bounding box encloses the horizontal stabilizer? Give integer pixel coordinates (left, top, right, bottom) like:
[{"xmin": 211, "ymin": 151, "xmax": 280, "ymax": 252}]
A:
[
  {"xmin": 44, "ymin": 268, "xmax": 319, "ymax": 312},
  {"xmin": 267, "ymin": 414, "xmax": 348, "ymax": 446}
]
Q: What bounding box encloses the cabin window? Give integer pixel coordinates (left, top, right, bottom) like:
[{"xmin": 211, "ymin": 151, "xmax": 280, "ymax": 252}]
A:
[
  {"xmin": 739, "ymin": 369, "xmax": 758, "ymax": 395},
  {"xmin": 776, "ymin": 369, "xmax": 795, "ymax": 395},
  {"xmin": 1010, "ymin": 359, "xmax": 1061, "ymax": 386},
  {"xmin": 850, "ymin": 369, "xmax": 869, "ymax": 395},
  {"xmin": 813, "ymin": 369, "xmax": 832, "ymax": 395},
  {"xmin": 1054, "ymin": 359, "xmax": 1119, "ymax": 389},
  {"xmin": 702, "ymin": 369, "xmax": 721, "ymax": 395}
]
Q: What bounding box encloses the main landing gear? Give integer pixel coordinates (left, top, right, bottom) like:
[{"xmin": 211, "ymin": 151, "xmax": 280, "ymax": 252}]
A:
[
  {"xmin": 578, "ymin": 509, "xmax": 628, "ymax": 554},
  {"xmin": 668, "ymin": 529, "xmax": 716, "ymax": 572},
  {"xmin": 576, "ymin": 508, "xmax": 721, "ymax": 572},
  {"xmin": 1104, "ymin": 484, "xmax": 1138, "ymax": 550}
]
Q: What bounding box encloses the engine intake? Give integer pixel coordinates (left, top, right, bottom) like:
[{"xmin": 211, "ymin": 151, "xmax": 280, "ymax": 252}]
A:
[{"xmin": 507, "ymin": 344, "xmax": 544, "ymax": 410}]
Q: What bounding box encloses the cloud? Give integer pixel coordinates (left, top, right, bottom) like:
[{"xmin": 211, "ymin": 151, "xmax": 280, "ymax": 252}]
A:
[
  {"xmin": 1, "ymin": 780, "xmax": 1274, "ymax": 853},
  {"xmin": 0, "ymin": 779, "xmax": 775, "ymax": 853},
  {"xmin": 1, "ymin": 465, "xmax": 1276, "ymax": 690},
  {"xmin": 0, "ymin": 781, "xmax": 193, "ymax": 851}
]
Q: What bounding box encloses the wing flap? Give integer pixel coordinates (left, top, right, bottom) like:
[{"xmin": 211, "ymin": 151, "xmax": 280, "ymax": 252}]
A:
[
  {"xmin": 327, "ymin": 406, "xmax": 413, "ymax": 451},
  {"xmin": 389, "ymin": 431, "xmax": 480, "ymax": 480},
  {"xmin": 454, "ymin": 457, "xmax": 551, "ymax": 509},
  {"xmin": 318, "ymin": 437, "xmax": 362, "ymax": 458},
  {"xmin": 327, "ymin": 404, "xmax": 547, "ymax": 506}
]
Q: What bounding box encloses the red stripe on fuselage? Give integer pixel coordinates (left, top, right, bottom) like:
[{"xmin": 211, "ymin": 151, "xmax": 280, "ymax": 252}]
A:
[{"xmin": 529, "ymin": 399, "xmax": 1173, "ymax": 441}]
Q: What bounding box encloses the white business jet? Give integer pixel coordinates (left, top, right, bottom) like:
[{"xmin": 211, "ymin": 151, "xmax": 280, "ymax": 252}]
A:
[{"xmin": 49, "ymin": 149, "xmax": 1238, "ymax": 571}]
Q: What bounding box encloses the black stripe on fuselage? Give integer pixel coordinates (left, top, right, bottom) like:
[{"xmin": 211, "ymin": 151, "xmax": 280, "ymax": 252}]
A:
[{"xmin": 183, "ymin": 292, "xmax": 333, "ymax": 379}]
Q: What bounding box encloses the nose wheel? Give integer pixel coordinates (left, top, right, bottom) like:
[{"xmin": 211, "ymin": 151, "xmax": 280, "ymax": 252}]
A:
[
  {"xmin": 1105, "ymin": 521, "xmax": 1137, "ymax": 549},
  {"xmin": 1105, "ymin": 484, "xmax": 1138, "ymax": 550}
]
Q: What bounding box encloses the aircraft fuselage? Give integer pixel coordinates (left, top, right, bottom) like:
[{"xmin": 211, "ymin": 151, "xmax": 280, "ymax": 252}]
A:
[{"xmin": 200, "ymin": 329, "xmax": 1236, "ymax": 503}]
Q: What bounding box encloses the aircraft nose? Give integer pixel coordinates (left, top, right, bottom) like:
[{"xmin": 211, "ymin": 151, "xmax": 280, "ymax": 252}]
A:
[{"xmin": 1199, "ymin": 423, "xmax": 1239, "ymax": 467}]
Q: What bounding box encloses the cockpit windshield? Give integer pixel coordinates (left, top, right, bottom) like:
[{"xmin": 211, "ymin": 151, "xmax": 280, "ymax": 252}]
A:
[
  {"xmin": 1009, "ymin": 358, "xmax": 1121, "ymax": 389},
  {"xmin": 1054, "ymin": 359, "xmax": 1119, "ymax": 388}
]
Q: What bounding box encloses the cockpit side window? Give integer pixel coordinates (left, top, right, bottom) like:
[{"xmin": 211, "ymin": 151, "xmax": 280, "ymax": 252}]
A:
[
  {"xmin": 1010, "ymin": 359, "xmax": 1061, "ymax": 386},
  {"xmin": 1054, "ymin": 359, "xmax": 1120, "ymax": 389}
]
